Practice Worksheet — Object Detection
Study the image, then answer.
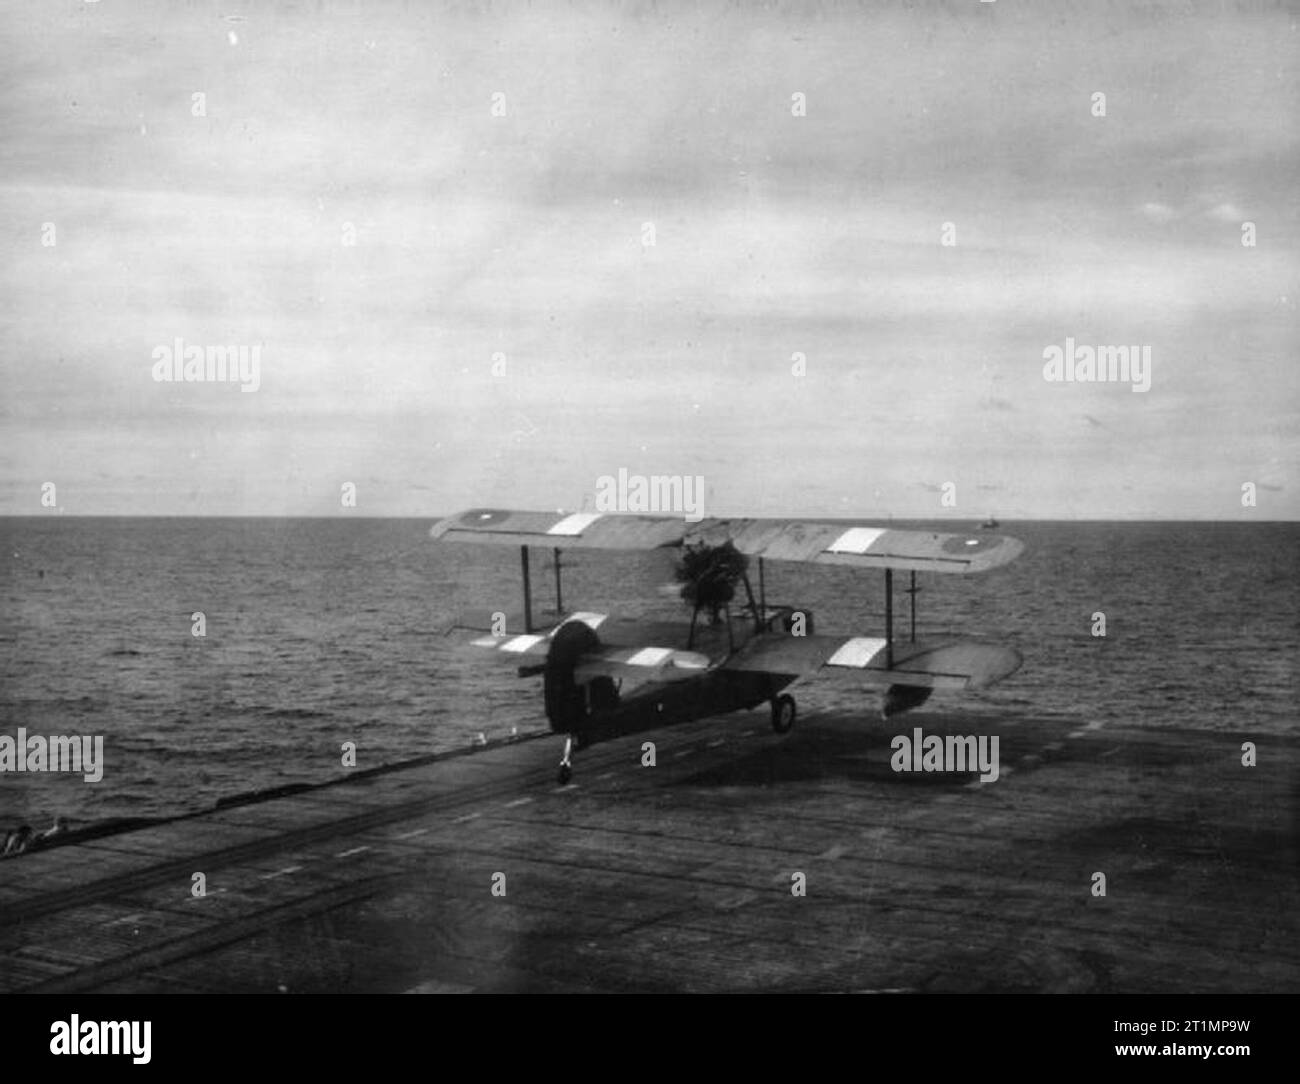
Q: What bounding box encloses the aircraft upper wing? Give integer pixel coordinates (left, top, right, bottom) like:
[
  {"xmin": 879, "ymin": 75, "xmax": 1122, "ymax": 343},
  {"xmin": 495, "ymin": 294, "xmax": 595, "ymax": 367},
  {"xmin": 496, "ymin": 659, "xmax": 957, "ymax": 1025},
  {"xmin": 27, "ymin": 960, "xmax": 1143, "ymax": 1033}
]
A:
[
  {"xmin": 431, "ymin": 509, "xmax": 686, "ymax": 550},
  {"xmin": 430, "ymin": 508, "xmax": 1023, "ymax": 574}
]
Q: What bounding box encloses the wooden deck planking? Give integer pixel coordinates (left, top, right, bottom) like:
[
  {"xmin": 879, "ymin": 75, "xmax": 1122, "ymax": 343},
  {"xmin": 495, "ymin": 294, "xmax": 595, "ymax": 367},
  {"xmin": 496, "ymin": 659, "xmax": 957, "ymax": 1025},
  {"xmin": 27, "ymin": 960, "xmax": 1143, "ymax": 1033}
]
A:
[{"xmin": 0, "ymin": 709, "xmax": 1294, "ymax": 993}]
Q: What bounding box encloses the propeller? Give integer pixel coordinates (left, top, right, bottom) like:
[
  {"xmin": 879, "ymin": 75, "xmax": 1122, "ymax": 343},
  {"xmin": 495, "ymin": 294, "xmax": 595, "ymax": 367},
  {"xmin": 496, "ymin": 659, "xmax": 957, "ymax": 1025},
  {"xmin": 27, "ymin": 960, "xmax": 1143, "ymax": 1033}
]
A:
[{"xmin": 674, "ymin": 540, "xmax": 749, "ymax": 622}]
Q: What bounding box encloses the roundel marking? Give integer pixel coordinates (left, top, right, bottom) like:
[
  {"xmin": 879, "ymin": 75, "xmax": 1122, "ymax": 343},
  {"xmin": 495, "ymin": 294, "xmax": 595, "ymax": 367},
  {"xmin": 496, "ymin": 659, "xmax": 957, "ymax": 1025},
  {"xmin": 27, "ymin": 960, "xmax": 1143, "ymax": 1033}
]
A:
[
  {"xmin": 461, "ymin": 509, "xmax": 512, "ymax": 527},
  {"xmin": 941, "ymin": 534, "xmax": 1003, "ymax": 556}
]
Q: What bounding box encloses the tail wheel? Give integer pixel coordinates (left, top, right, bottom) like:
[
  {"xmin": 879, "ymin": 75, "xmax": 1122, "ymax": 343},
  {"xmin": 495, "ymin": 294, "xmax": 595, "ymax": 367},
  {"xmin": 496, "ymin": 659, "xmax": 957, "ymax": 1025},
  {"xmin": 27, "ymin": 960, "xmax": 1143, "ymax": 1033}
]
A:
[
  {"xmin": 558, "ymin": 763, "xmax": 572, "ymax": 785},
  {"xmin": 771, "ymin": 694, "xmax": 796, "ymax": 734}
]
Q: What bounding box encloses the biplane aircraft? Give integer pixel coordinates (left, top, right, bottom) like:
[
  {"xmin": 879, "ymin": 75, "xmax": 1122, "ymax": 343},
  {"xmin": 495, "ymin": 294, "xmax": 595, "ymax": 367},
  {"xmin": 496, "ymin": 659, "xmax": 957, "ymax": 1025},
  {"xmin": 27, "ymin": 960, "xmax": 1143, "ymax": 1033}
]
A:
[{"xmin": 431, "ymin": 509, "xmax": 1025, "ymax": 783}]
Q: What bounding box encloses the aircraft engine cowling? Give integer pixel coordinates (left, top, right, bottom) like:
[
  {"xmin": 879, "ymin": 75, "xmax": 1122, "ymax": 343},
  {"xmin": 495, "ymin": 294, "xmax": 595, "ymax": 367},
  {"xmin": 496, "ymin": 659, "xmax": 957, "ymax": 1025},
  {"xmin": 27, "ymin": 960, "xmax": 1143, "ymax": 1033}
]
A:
[
  {"xmin": 882, "ymin": 684, "xmax": 933, "ymax": 718},
  {"xmin": 543, "ymin": 620, "xmax": 600, "ymax": 732}
]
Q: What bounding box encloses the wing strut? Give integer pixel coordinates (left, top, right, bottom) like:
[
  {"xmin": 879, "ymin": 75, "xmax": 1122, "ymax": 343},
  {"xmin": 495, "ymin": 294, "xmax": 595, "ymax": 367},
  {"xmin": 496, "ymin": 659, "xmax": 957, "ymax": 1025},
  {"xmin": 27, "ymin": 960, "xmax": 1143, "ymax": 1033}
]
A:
[
  {"xmin": 906, "ymin": 570, "xmax": 919, "ymax": 642},
  {"xmin": 740, "ymin": 565, "xmax": 761, "ymax": 632},
  {"xmin": 520, "ymin": 545, "xmax": 533, "ymax": 633},
  {"xmin": 553, "ymin": 547, "xmax": 564, "ymax": 613},
  {"xmin": 885, "ymin": 568, "xmax": 894, "ymax": 669}
]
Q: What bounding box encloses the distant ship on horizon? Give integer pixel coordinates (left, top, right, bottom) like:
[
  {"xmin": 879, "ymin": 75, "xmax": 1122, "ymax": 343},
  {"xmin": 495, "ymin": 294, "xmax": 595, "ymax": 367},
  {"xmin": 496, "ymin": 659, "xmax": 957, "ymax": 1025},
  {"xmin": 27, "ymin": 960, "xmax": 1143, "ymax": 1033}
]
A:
[{"xmin": 980, "ymin": 515, "xmax": 1000, "ymax": 529}]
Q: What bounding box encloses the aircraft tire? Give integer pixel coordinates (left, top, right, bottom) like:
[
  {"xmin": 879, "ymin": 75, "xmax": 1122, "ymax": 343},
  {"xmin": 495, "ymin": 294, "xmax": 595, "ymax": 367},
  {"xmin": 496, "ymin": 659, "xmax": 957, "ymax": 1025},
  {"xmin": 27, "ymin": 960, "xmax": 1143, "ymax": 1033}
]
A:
[
  {"xmin": 771, "ymin": 694, "xmax": 796, "ymax": 734},
  {"xmin": 558, "ymin": 764, "xmax": 572, "ymax": 785}
]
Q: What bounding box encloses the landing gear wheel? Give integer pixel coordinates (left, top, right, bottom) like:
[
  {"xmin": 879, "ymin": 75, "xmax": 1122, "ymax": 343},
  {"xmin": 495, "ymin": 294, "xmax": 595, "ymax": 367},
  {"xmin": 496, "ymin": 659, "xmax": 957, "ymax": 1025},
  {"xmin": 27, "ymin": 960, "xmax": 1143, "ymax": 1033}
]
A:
[
  {"xmin": 771, "ymin": 694, "xmax": 796, "ymax": 734},
  {"xmin": 558, "ymin": 763, "xmax": 572, "ymax": 785}
]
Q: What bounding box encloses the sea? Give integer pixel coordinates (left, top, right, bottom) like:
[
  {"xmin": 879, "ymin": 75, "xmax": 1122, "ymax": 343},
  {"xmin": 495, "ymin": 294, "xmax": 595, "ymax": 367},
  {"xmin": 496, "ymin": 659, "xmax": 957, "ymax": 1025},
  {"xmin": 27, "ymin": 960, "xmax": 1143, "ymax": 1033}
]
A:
[{"xmin": 1, "ymin": 518, "xmax": 1295, "ymax": 830}]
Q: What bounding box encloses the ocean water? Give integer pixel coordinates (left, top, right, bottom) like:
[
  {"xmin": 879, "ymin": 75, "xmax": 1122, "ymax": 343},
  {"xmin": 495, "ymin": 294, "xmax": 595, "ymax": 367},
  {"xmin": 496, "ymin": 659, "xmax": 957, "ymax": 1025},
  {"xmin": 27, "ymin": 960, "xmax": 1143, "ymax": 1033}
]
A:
[{"xmin": 0, "ymin": 518, "xmax": 1295, "ymax": 829}]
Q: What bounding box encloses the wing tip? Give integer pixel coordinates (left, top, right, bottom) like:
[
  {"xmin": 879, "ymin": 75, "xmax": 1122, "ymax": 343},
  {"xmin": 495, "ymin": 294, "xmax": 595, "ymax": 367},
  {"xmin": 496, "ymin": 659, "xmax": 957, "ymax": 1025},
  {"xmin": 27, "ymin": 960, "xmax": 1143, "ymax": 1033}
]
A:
[
  {"xmin": 980, "ymin": 533, "xmax": 1025, "ymax": 570},
  {"xmin": 966, "ymin": 644, "xmax": 1025, "ymax": 689}
]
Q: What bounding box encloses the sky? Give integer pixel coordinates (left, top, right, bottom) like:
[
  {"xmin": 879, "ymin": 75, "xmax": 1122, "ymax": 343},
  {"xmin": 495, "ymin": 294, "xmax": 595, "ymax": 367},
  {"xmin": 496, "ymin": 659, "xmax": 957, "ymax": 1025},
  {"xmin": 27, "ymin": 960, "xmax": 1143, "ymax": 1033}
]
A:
[{"xmin": 1, "ymin": 0, "xmax": 1296, "ymax": 519}]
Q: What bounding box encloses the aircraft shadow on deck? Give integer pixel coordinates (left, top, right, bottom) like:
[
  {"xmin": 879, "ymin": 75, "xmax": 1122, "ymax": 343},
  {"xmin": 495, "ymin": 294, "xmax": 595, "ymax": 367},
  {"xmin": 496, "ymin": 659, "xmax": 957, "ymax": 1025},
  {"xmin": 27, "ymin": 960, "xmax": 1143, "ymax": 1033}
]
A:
[{"xmin": 669, "ymin": 709, "xmax": 1043, "ymax": 789}]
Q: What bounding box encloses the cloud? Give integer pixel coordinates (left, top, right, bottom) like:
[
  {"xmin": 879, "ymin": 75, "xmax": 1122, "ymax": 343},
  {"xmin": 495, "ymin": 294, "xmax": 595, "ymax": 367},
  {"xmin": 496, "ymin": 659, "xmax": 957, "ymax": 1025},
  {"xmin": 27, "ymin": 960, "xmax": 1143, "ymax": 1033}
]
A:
[
  {"xmin": 1140, "ymin": 198, "xmax": 1249, "ymax": 227},
  {"xmin": 1206, "ymin": 202, "xmax": 1246, "ymax": 223},
  {"xmin": 1141, "ymin": 202, "xmax": 1178, "ymax": 223},
  {"xmin": 1, "ymin": 2, "xmax": 1296, "ymax": 518}
]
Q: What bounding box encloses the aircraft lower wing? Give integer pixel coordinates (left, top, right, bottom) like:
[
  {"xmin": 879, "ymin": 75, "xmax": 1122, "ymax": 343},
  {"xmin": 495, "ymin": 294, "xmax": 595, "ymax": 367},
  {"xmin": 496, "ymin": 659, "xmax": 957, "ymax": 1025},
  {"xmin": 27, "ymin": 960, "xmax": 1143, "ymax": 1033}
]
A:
[
  {"xmin": 449, "ymin": 609, "xmax": 735, "ymax": 655},
  {"xmin": 452, "ymin": 613, "xmax": 711, "ymax": 679},
  {"xmin": 722, "ymin": 632, "xmax": 1023, "ymax": 690},
  {"xmin": 571, "ymin": 648, "xmax": 710, "ymax": 685}
]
